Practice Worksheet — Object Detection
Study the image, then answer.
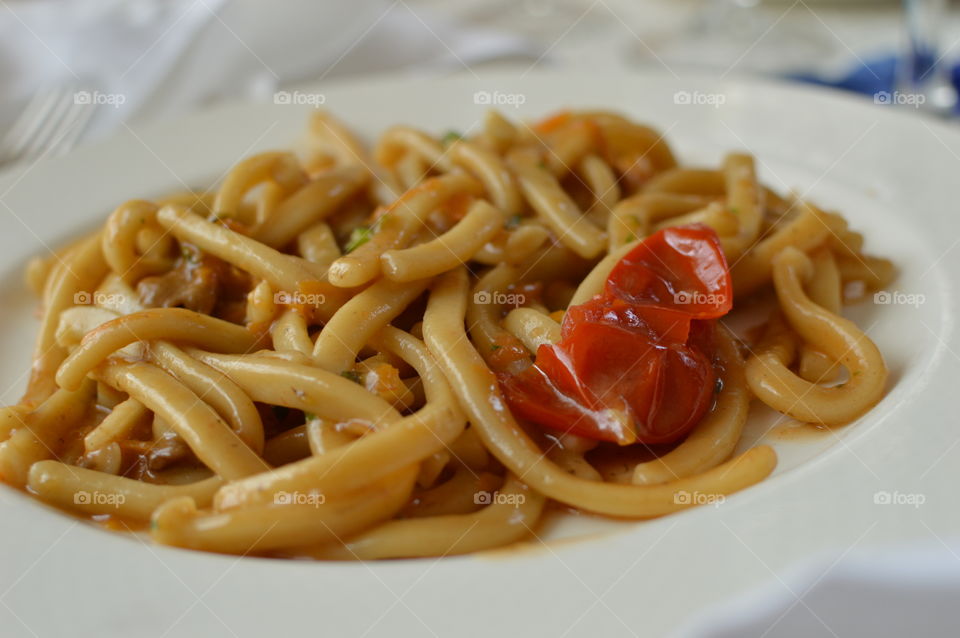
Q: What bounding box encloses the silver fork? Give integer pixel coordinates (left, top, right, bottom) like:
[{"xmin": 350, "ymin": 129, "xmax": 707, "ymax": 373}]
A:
[{"xmin": 0, "ymin": 85, "xmax": 98, "ymax": 166}]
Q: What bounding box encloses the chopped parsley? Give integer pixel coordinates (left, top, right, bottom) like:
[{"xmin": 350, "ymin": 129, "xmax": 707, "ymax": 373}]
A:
[
  {"xmin": 345, "ymin": 226, "xmax": 373, "ymax": 253},
  {"xmin": 490, "ymin": 344, "xmax": 503, "ymax": 352},
  {"xmin": 505, "ymin": 214, "xmax": 523, "ymax": 229},
  {"xmin": 341, "ymin": 370, "xmax": 362, "ymax": 384},
  {"xmin": 440, "ymin": 130, "xmax": 462, "ymax": 146}
]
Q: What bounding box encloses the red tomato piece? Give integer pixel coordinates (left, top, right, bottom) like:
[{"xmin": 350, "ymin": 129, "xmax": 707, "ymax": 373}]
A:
[{"xmin": 499, "ymin": 224, "xmax": 731, "ymax": 445}]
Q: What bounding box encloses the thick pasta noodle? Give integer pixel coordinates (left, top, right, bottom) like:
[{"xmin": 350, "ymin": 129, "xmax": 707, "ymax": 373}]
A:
[{"xmin": 0, "ymin": 109, "xmax": 894, "ymax": 559}]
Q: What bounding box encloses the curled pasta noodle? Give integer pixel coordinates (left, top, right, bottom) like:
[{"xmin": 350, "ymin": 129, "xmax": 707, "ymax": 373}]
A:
[
  {"xmin": 270, "ymin": 308, "xmax": 314, "ymax": 356},
  {"xmin": 152, "ymin": 465, "xmax": 418, "ymax": 554},
  {"xmin": 720, "ymin": 153, "xmax": 763, "ymax": 259},
  {"xmin": 102, "ymin": 200, "xmax": 175, "ymax": 284},
  {"xmin": 578, "ymin": 153, "xmax": 620, "ymax": 224},
  {"xmin": 303, "ymin": 476, "xmax": 545, "ymax": 560},
  {"xmin": 56, "ymin": 307, "xmax": 265, "ymax": 391},
  {"xmin": 0, "ymin": 382, "xmax": 95, "ymax": 486},
  {"xmin": 376, "ymin": 125, "xmax": 454, "ymax": 172},
  {"xmin": 214, "ymin": 152, "xmax": 306, "ymax": 224},
  {"xmin": 296, "ymin": 222, "xmax": 341, "ymax": 267},
  {"xmin": 570, "ymin": 237, "xmax": 640, "ymax": 306},
  {"xmin": 449, "ymin": 139, "xmax": 523, "ymax": 215},
  {"xmin": 25, "ymin": 234, "xmax": 107, "ymax": 405},
  {"xmin": 327, "ymin": 172, "xmax": 483, "ymax": 288},
  {"xmin": 147, "ymin": 342, "xmax": 265, "ymax": 454},
  {"xmin": 83, "ymin": 396, "xmax": 149, "ymax": 451},
  {"xmin": 28, "ymin": 461, "xmax": 222, "ymax": 521},
  {"xmin": 504, "ymin": 223, "xmax": 551, "ymax": 263},
  {"xmin": 745, "ymin": 247, "xmax": 888, "ymax": 424},
  {"xmin": 188, "ymin": 350, "xmax": 403, "ymax": 426},
  {"xmin": 509, "ymin": 151, "xmax": 607, "ymax": 259},
  {"xmin": 311, "ymin": 277, "xmax": 430, "ymax": 371},
  {"xmin": 381, "ymin": 200, "xmax": 505, "ymax": 282},
  {"xmin": 423, "ymin": 268, "xmax": 776, "ymax": 518},
  {"xmin": 503, "ymin": 307, "xmax": 561, "ymax": 353},
  {"xmin": 254, "ymin": 166, "xmax": 368, "ymax": 248},
  {"xmin": 1, "ymin": 108, "xmax": 893, "ymax": 559},
  {"xmin": 731, "ymin": 200, "xmax": 831, "ymax": 297},
  {"xmin": 798, "ymin": 247, "xmax": 843, "ymax": 382},
  {"xmin": 156, "ymin": 205, "xmax": 330, "ymax": 292},
  {"xmin": 607, "ymin": 192, "xmax": 710, "ymax": 250},
  {"xmin": 630, "ymin": 326, "xmax": 750, "ymax": 485},
  {"xmin": 307, "ymin": 111, "xmax": 401, "ymax": 205},
  {"xmin": 95, "ymin": 361, "xmax": 269, "ymax": 479},
  {"xmin": 212, "ymin": 327, "xmax": 465, "ymax": 510}
]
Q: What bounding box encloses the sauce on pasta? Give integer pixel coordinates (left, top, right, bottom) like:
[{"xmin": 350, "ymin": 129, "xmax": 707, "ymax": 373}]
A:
[{"xmin": 0, "ymin": 109, "xmax": 893, "ymax": 558}]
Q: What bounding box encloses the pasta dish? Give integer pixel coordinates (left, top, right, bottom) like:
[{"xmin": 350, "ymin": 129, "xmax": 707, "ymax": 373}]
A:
[{"xmin": 0, "ymin": 109, "xmax": 893, "ymax": 558}]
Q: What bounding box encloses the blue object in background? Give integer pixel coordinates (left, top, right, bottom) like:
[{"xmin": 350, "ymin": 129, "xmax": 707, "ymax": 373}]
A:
[{"xmin": 790, "ymin": 54, "xmax": 960, "ymax": 113}]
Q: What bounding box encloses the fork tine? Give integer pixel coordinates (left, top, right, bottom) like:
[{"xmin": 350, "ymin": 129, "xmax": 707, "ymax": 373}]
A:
[
  {"xmin": 48, "ymin": 102, "xmax": 97, "ymax": 158},
  {"xmin": 0, "ymin": 88, "xmax": 64, "ymax": 164},
  {"xmin": 35, "ymin": 98, "xmax": 87, "ymax": 159},
  {"xmin": 20, "ymin": 87, "xmax": 80, "ymax": 163}
]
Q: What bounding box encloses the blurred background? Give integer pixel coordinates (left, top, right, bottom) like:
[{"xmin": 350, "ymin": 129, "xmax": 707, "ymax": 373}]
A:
[{"xmin": 1, "ymin": 0, "xmax": 959, "ymax": 164}]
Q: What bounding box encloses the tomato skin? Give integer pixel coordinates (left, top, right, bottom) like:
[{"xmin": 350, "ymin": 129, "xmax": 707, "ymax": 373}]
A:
[
  {"xmin": 607, "ymin": 224, "xmax": 732, "ymax": 319},
  {"xmin": 499, "ymin": 224, "xmax": 731, "ymax": 445}
]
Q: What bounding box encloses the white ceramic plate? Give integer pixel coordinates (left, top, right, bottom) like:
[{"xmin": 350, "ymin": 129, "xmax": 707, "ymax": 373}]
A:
[{"xmin": 0, "ymin": 70, "xmax": 957, "ymax": 638}]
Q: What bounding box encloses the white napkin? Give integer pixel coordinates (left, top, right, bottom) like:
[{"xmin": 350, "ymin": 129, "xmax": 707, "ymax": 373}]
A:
[{"xmin": 0, "ymin": 0, "xmax": 533, "ymax": 143}]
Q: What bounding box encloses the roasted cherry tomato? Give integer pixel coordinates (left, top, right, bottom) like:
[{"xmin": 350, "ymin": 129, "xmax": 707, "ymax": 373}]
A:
[{"xmin": 499, "ymin": 224, "xmax": 732, "ymax": 445}]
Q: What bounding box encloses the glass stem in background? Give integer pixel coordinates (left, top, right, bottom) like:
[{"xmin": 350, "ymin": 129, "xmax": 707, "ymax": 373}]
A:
[{"xmin": 899, "ymin": 0, "xmax": 957, "ymax": 115}]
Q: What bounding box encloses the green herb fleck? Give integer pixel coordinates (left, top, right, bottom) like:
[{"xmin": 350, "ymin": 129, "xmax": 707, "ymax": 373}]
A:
[
  {"xmin": 490, "ymin": 344, "xmax": 503, "ymax": 352},
  {"xmin": 341, "ymin": 370, "xmax": 362, "ymax": 384},
  {"xmin": 505, "ymin": 214, "xmax": 523, "ymax": 229},
  {"xmin": 303, "ymin": 411, "xmax": 318, "ymax": 421},
  {"xmin": 345, "ymin": 226, "xmax": 373, "ymax": 253},
  {"xmin": 441, "ymin": 130, "xmax": 462, "ymax": 146}
]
